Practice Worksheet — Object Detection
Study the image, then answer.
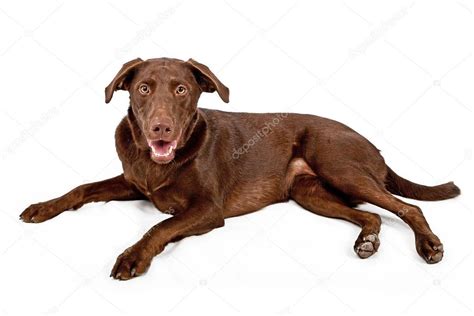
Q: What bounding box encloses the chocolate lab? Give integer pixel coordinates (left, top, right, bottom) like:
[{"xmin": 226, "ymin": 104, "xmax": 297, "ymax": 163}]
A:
[{"xmin": 20, "ymin": 57, "xmax": 460, "ymax": 280}]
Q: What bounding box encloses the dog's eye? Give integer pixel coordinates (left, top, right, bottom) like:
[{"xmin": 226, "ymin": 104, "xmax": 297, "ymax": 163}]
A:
[
  {"xmin": 139, "ymin": 84, "xmax": 150, "ymax": 95},
  {"xmin": 176, "ymin": 85, "xmax": 187, "ymax": 95}
]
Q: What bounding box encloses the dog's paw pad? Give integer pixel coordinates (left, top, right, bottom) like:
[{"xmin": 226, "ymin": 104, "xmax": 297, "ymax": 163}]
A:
[{"xmin": 354, "ymin": 233, "xmax": 380, "ymax": 259}]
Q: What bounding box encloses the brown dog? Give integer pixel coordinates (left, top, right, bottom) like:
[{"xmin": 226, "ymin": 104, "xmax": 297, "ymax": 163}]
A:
[{"xmin": 20, "ymin": 57, "xmax": 460, "ymax": 280}]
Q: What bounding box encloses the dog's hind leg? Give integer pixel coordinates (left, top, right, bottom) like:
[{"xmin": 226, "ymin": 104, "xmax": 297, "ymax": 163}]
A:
[
  {"xmin": 290, "ymin": 174, "xmax": 382, "ymax": 259},
  {"xmin": 316, "ymin": 169, "xmax": 444, "ymax": 264}
]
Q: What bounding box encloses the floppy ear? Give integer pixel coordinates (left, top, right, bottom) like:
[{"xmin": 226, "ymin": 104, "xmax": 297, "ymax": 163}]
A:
[
  {"xmin": 186, "ymin": 58, "xmax": 229, "ymax": 103},
  {"xmin": 105, "ymin": 58, "xmax": 144, "ymax": 103}
]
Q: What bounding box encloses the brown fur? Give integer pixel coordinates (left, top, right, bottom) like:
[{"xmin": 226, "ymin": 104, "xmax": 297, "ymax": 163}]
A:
[{"xmin": 20, "ymin": 57, "xmax": 461, "ymax": 280}]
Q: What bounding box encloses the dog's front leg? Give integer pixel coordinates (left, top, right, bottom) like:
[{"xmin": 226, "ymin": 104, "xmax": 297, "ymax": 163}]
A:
[
  {"xmin": 20, "ymin": 174, "xmax": 144, "ymax": 223},
  {"xmin": 111, "ymin": 202, "xmax": 224, "ymax": 280}
]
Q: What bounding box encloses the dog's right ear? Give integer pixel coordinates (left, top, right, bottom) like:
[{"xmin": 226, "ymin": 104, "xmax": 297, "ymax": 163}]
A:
[{"xmin": 105, "ymin": 58, "xmax": 144, "ymax": 103}]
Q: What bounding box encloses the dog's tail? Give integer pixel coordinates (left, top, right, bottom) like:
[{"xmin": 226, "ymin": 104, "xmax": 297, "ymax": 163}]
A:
[{"xmin": 385, "ymin": 167, "xmax": 461, "ymax": 201}]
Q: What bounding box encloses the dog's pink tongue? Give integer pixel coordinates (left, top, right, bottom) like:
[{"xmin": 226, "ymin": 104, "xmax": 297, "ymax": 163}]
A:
[{"xmin": 154, "ymin": 141, "xmax": 171, "ymax": 155}]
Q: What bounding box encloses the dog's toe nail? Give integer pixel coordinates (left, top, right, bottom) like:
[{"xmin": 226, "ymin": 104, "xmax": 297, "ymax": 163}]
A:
[
  {"xmin": 433, "ymin": 244, "xmax": 443, "ymax": 252},
  {"xmin": 131, "ymin": 268, "xmax": 136, "ymax": 277}
]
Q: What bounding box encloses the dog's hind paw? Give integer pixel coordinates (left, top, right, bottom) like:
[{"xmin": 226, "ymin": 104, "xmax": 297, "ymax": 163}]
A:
[
  {"xmin": 416, "ymin": 234, "xmax": 443, "ymax": 264},
  {"xmin": 354, "ymin": 233, "xmax": 380, "ymax": 259}
]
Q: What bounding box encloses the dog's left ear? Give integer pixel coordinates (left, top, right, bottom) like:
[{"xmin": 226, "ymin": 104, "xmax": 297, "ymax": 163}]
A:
[
  {"xmin": 186, "ymin": 59, "xmax": 229, "ymax": 103},
  {"xmin": 105, "ymin": 58, "xmax": 144, "ymax": 103}
]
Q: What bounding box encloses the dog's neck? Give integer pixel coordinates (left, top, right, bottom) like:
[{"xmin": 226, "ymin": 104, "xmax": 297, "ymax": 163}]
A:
[
  {"xmin": 126, "ymin": 106, "xmax": 148, "ymax": 150},
  {"xmin": 126, "ymin": 107, "xmax": 208, "ymax": 167},
  {"xmin": 176, "ymin": 109, "xmax": 208, "ymax": 164}
]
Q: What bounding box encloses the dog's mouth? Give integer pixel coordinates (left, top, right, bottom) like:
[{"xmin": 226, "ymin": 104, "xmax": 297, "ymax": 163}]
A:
[{"xmin": 147, "ymin": 139, "xmax": 178, "ymax": 164}]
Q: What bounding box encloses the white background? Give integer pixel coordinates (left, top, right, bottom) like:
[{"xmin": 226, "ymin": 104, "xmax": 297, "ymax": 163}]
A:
[{"xmin": 0, "ymin": 0, "xmax": 473, "ymax": 315}]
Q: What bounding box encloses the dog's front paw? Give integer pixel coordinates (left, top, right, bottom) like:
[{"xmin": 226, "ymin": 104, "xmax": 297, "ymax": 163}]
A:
[
  {"xmin": 20, "ymin": 200, "xmax": 64, "ymax": 223},
  {"xmin": 111, "ymin": 246, "xmax": 152, "ymax": 280}
]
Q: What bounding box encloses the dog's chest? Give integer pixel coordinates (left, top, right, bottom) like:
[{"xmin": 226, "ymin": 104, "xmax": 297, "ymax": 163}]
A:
[{"xmin": 124, "ymin": 161, "xmax": 189, "ymax": 214}]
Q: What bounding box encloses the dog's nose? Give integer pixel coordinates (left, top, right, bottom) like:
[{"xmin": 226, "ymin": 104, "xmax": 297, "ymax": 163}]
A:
[{"xmin": 149, "ymin": 117, "xmax": 174, "ymax": 139}]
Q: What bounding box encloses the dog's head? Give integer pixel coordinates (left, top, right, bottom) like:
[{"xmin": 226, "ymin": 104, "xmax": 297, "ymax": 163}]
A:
[{"xmin": 105, "ymin": 57, "xmax": 229, "ymax": 164}]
